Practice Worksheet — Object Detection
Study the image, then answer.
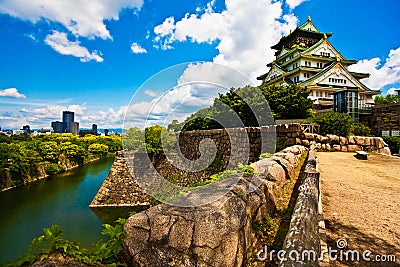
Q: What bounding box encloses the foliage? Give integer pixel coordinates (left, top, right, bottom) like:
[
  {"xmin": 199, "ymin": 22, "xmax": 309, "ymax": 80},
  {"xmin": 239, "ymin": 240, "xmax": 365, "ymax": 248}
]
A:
[
  {"xmin": 45, "ymin": 163, "xmax": 64, "ymax": 175},
  {"xmin": 189, "ymin": 163, "xmax": 255, "ymax": 187},
  {"xmin": 88, "ymin": 143, "xmax": 109, "ymax": 158},
  {"xmin": 167, "ymin": 119, "xmax": 183, "ymax": 132},
  {"xmin": 351, "ymin": 123, "xmax": 371, "ymax": 136},
  {"xmin": 259, "ymin": 84, "xmax": 314, "ymax": 119},
  {"xmin": 383, "ymin": 136, "xmax": 400, "ymax": 154},
  {"xmin": 145, "ymin": 125, "xmax": 176, "ymax": 153},
  {"xmin": 307, "ymin": 111, "xmax": 354, "ymax": 136},
  {"xmin": 178, "ymin": 84, "xmax": 312, "ymax": 131},
  {"xmin": 259, "ymin": 152, "xmax": 274, "ymax": 159},
  {"xmin": 8, "ymin": 219, "xmax": 127, "ymax": 266},
  {"xmin": 122, "ymin": 127, "xmax": 145, "ymax": 151},
  {"xmin": 0, "ymin": 133, "xmax": 122, "ymax": 190},
  {"xmin": 374, "ymin": 94, "xmax": 399, "ymax": 105}
]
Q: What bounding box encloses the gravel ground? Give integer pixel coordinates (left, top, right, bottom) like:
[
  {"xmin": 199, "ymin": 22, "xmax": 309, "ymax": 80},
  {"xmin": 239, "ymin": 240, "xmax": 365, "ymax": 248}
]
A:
[{"xmin": 318, "ymin": 152, "xmax": 400, "ymax": 266}]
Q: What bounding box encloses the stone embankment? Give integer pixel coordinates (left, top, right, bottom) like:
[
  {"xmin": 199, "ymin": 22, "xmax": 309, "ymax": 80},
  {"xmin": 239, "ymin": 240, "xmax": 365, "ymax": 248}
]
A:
[
  {"xmin": 89, "ymin": 151, "xmax": 150, "ymax": 208},
  {"xmin": 123, "ymin": 145, "xmax": 308, "ymax": 266},
  {"xmin": 90, "ymin": 124, "xmax": 388, "ymax": 210},
  {"xmin": 301, "ymin": 133, "xmax": 389, "ymax": 154},
  {"xmin": 279, "ymin": 144, "xmax": 326, "ymax": 266}
]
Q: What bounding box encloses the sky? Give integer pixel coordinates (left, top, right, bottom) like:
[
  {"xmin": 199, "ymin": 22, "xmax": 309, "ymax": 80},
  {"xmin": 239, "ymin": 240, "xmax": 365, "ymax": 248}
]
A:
[{"xmin": 0, "ymin": 0, "xmax": 399, "ymax": 129}]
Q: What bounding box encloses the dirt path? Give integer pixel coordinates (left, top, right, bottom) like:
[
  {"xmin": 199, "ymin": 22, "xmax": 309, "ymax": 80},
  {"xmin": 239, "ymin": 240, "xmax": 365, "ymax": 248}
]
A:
[{"xmin": 318, "ymin": 152, "xmax": 400, "ymax": 266}]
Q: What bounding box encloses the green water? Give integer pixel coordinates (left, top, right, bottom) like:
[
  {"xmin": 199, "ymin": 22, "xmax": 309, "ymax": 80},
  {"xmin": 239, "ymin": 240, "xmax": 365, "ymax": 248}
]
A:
[{"xmin": 0, "ymin": 157, "xmax": 114, "ymax": 264}]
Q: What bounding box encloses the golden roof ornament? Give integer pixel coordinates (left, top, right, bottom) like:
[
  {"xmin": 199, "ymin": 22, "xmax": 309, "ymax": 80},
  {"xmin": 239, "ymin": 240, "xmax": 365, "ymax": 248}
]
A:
[
  {"xmin": 308, "ymin": 15, "xmax": 311, "ymax": 21},
  {"xmin": 324, "ymin": 33, "xmax": 327, "ymax": 39}
]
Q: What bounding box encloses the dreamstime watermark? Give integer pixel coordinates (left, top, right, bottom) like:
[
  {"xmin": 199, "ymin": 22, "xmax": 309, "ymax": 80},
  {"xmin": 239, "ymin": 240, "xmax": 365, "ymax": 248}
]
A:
[{"xmin": 256, "ymin": 238, "xmax": 397, "ymax": 263}]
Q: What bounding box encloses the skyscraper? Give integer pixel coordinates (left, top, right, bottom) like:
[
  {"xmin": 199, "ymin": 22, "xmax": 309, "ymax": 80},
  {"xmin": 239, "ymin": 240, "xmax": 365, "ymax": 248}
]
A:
[
  {"xmin": 92, "ymin": 124, "xmax": 98, "ymax": 135},
  {"xmin": 62, "ymin": 111, "xmax": 75, "ymax": 133},
  {"xmin": 51, "ymin": 121, "xmax": 63, "ymax": 133}
]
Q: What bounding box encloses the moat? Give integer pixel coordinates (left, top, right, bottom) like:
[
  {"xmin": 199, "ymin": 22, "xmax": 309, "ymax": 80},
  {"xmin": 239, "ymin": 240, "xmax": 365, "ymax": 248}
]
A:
[{"xmin": 0, "ymin": 157, "xmax": 114, "ymax": 264}]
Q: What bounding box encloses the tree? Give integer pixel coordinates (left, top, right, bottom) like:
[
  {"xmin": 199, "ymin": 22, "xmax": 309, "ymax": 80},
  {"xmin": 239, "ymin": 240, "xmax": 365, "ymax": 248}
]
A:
[
  {"xmin": 308, "ymin": 111, "xmax": 354, "ymax": 136},
  {"xmin": 167, "ymin": 120, "xmax": 183, "ymax": 132},
  {"xmin": 59, "ymin": 142, "xmax": 86, "ymax": 164},
  {"xmin": 39, "ymin": 141, "xmax": 60, "ymax": 163},
  {"xmin": 259, "ymin": 84, "xmax": 313, "ymax": 119},
  {"xmin": 374, "ymin": 94, "xmax": 399, "ymax": 105},
  {"xmin": 88, "ymin": 143, "xmax": 109, "ymax": 158},
  {"xmin": 180, "ymin": 84, "xmax": 313, "ymax": 131},
  {"xmin": 122, "ymin": 127, "xmax": 145, "ymax": 151},
  {"xmin": 145, "ymin": 125, "xmax": 176, "ymax": 153}
]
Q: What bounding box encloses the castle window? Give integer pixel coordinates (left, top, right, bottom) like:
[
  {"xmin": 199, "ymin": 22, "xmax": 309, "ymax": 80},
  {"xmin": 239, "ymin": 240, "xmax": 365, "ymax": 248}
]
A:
[{"xmin": 321, "ymin": 52, "xmax": 331, "ymax": 57}]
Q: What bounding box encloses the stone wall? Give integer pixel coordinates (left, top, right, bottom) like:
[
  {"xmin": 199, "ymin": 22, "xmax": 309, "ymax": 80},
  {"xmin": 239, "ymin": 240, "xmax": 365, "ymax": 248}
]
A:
[
  {"xmin": 279, "ymin": 144, "xmax": 323, "ymax": 266},
  {"xmin": 123, "ymin": 145, "xmax": 308, "ymax": 267},
  {"xmin": 301, "ymin": 133, "xmax": 388, "ymax": 153},
  {"xmin": 90, "ymin": 124, "xmax": 388, "ymax": 211}
]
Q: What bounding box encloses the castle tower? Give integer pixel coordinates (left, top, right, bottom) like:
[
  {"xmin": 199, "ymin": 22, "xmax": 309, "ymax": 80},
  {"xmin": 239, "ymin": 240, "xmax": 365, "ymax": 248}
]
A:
[{"xmin": 257, "ymin": 16, "xmax": 378, "ymax": 122}]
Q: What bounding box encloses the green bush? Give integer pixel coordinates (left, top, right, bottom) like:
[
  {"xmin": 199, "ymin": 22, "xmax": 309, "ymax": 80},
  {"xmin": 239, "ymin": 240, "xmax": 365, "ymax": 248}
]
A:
[
  {"xmin": 45, "ymin": 163, "xmax": 63, "ymax": 175},
  {"xmin": 351, "ymin": 124, "xmax": 371, "ymax": 136},
  {"xmin": 308, "ymin": 111, "xmax": 354, "ymax": 137},
  {"xmin": 383, "ymin": 136, "xmax": 400, "ymax": 154}
]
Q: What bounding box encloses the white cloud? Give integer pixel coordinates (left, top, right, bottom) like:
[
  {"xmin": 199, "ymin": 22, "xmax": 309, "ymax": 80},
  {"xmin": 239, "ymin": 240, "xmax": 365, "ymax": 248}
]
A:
[
  {"xmin": 45, "ymin": 31, "xmax": 104, "ymax": 62},
  {"xmin": 387, "ymin": 88, "xmax": 399, "ymax": 95},
  {"xmin": 131, "ymin": 42, "xmax": 147, "ymax": 54},
  {"xmin": 144, "ymin": 90, "xmax": 157, "ymax": 97},
  {"xmin": 0, "ymin": 88, "xmax": 26, "ymax": 98},
  {"xmin": 349, "ymin": 47, "xmax": 400, "ymax": 91},
  {"xmin": 286, "ymin": 0, "xmax": 307, "ymax": 10},
  {"xmin": 0, "ymin": 0, "xmax": 143, "ymax": 40},
  {"xmin": 152, "ymin": 0, "xmax": 299, "ymax": 83}
]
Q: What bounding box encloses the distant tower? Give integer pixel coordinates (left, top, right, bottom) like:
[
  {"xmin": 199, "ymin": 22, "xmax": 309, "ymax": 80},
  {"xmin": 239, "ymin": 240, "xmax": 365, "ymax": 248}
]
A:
[
  {"xmin": 51, "ymin": 121, "xmax": 63, "ymax": 133},
  {"xmin": 22, "ymin": 125, "xmax": 31, "ymax": 134},
  {"xmin": 62, "ymin": 111, "xmax": 75, "ymax": 133},
  {"xmin": 92, "ymin": 124, "xmax": 98, "ymax": 135}
]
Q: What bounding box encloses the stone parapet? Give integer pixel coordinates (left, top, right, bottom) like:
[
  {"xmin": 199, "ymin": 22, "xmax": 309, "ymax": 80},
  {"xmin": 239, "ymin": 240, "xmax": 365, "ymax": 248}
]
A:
[{"xmin": 123, "ymin": 146, "xmax": 309, "ymax": 266}]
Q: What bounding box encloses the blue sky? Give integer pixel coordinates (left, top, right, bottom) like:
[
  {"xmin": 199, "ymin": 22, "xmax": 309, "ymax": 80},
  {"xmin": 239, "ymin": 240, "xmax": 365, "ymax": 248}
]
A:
[{"xmin": 0, "ymin": 0, "xmax": 399, "ymax": 129}]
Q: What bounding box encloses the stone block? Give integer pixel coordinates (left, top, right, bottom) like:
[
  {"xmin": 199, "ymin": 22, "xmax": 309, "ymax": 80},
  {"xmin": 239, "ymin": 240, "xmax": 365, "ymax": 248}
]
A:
[
  {"xmin": 286, "ymin": 138, "xmax": 296, "ymax": 146},
  {"xmin": 339, "ymin": 136, "xmax": 348, "ymax": 145},
  {"xmin": 341, "ymin": 146, "xmax": 348, "ymax": 152},
  {"xmin": 304, "ymin": 133, "xmax": 316, "ymax": 141},
  {"xmin": 320, "ymin": 136, "xmax": 330, "ymax": 144},
  {"xmin": 332, "ymin": 145, "xmax": 341, "ymax": 152},
  {"xmin": 348, "ymin": 136, "xmax": 356, "ymax": 145},
  {"xmin": 325, "ymin": 144, "xmax": 331, "ymax": 151},
  {"xmin": 347, "ymin": 145, "xmax": 362, "ymax": 152},
  {"xmin": 302, "ymin": 139, "xmax": 310, "ymax": 147},
  {"xmin": 327, "ymin": 134, "xmax": 339, "ymax": 145}
]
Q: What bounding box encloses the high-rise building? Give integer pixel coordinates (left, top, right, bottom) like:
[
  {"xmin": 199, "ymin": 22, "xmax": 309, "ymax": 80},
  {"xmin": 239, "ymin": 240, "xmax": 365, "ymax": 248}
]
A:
[
  {"xmin": 257, "ymin": 16, "xmax": 378, "ymax": 122},
  {"xmin": 51, "ymin": 111, "xmax": 80, "ymax": 134},
  {"xmin": 21, "ymin": 125, "xmax": 31, "ymax": 134},
  {"xmin": 51, "ymin": 121, "xmax": 63, "ymax": 133},
  {"xmin": 62, "ymin": 111, "xmax": 75, "ymax": 133},
  {"xmin": 92, "ymin": 124, "xmax": 98, "ymax": 135},
  {"xmin": 71, "ymin": 122, "xmax": 79, "ymax": 135}
]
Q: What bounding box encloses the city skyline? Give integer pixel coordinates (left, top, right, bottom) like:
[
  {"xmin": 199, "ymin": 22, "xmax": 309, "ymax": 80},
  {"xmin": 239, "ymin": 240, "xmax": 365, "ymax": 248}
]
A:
[{"xmin": 0, "ymin": 0, "xmax": 399, "ymax": 129}]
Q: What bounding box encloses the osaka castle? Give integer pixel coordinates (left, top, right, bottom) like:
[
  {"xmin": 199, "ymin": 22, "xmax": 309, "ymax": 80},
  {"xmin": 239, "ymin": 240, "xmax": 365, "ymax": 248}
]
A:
[{"xmin": 257, "ymin": 16, "xmax": 378, "ymax": 122}]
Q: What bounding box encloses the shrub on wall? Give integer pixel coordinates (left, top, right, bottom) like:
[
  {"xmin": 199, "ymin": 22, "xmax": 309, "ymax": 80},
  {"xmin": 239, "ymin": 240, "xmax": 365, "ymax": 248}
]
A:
[
  {"xmin": 307, "ymin": 111, "xmax": 354, "ymax": 137},
  {"xmin": 351, "ymin": 123, "xmax": 371, "ymax": 136}
]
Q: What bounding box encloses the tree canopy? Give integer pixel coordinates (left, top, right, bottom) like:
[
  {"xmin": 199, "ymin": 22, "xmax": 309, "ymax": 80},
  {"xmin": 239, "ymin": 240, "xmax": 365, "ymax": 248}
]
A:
[
  {"xmin": 0, "ymin": 133, "xmax": 122, "ymax": 190},
  {"xmin": 374, "ymin": 94, "xmax": 399, "ymax": 105},
  {"xmin": 172, "ymin": 84, "xmax": 313, "ymax": 131}
]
